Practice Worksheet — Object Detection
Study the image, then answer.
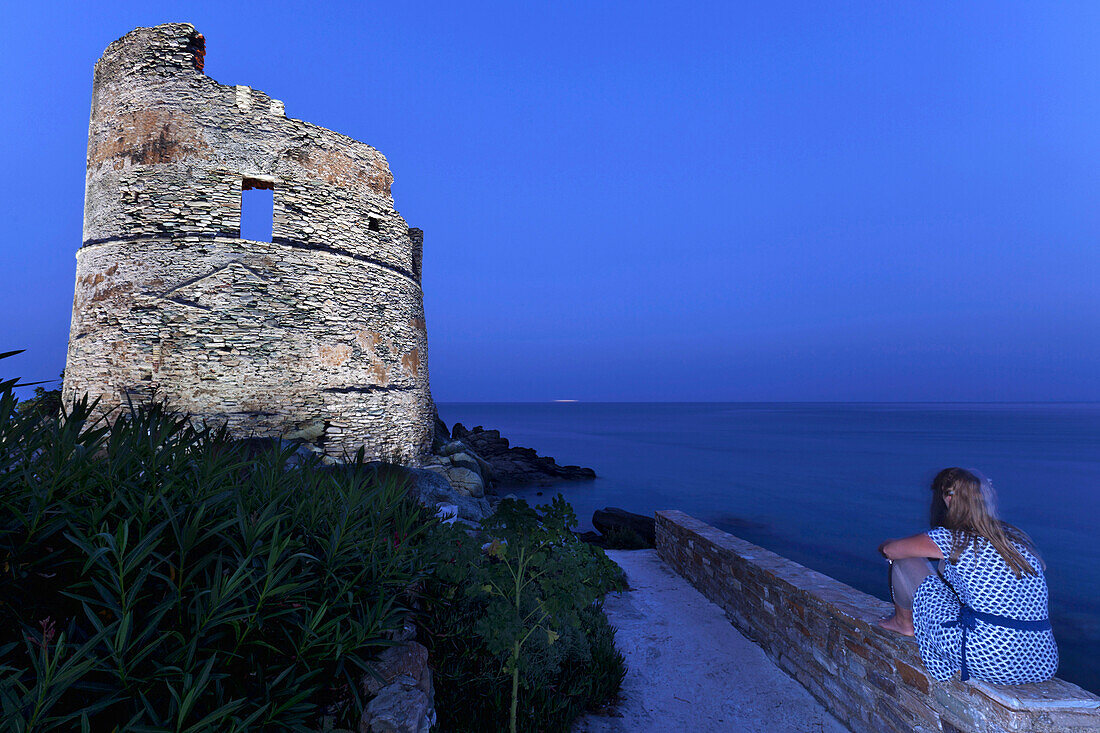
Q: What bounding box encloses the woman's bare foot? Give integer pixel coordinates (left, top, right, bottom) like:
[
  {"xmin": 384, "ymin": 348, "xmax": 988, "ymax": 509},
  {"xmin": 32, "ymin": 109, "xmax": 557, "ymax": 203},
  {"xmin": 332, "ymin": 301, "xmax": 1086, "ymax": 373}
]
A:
[{"xmin": 877, "ymin": 614, "xmax": 915, "ymax": 636}]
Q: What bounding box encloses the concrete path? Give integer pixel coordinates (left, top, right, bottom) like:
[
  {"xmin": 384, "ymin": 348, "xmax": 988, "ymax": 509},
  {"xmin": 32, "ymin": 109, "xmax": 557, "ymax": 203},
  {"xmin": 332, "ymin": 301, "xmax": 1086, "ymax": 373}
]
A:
[{"xmin": 574, "ymin": 550, "xmax": 847, "ymax": 733}]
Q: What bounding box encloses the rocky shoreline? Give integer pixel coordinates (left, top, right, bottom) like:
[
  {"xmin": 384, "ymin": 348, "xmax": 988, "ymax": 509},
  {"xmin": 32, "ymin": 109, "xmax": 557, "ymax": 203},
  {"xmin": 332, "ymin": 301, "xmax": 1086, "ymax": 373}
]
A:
[
  {"xmin": 445, "ymin": 421, "xmax": 597, "ymax": 485},
  {"xmin": 412, "ymin": 415, "xmax": 597, "ymax": 522},
  {"xmin": 412, "ymin": 417, "xmax": 657, "ymax": 552}
]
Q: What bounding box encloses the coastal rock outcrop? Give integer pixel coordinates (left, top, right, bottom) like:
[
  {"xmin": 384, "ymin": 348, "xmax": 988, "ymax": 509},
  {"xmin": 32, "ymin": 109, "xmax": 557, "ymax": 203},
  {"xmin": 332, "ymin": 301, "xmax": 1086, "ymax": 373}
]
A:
[
  {"xmin": 359, "ymin": 641, "xmax": 435, "ymax": 733},
  {"xmin": 440, "ymin": 466, "xmax": 484, "ymax": 498},
  {"xmin": 406, "ymin": 467, "xmax": 491, "ymax": 522},
  {"xmin": 449, "ymin": 423, "xmax": 596, "ymax": 487}
]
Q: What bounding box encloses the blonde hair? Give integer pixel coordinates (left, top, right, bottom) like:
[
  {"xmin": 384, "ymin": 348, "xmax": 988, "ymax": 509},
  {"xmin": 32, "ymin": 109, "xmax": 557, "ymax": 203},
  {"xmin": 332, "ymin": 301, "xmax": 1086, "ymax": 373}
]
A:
[{"xmin": 929, "ymin": 467, "xmax": 1043, "ymax": 579}]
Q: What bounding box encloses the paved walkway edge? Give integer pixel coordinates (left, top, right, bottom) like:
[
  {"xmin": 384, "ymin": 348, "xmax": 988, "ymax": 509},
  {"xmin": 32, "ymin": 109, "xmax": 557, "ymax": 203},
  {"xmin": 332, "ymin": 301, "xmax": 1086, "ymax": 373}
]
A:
[{"xmin": 573, "ymin": 550, "xmax": 848, "ymax": 733}]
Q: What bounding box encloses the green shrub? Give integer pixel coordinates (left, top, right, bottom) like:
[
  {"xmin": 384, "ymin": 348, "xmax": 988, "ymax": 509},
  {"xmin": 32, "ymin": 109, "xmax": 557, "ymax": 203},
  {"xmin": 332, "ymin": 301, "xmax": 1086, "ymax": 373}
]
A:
[
  {"xmin": 602, "ymin": 526, "xmax": 648, "ymax": 550},
  {"xmin": 12, "ymin": 371, "xmax": 62, "ymax": 422},
  {"xmin": 418, "ymin": 496, "xmax": 626, "ymax": 733},
  {"xmin": 0, "ymin": 359, "xmax": 428, "ymax": 731}
]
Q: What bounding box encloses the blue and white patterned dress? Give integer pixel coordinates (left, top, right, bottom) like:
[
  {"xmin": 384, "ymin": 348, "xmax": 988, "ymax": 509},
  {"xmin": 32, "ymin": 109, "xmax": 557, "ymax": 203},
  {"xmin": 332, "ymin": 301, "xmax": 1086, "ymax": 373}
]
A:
[{"xmin": 912, "ymin": 526, "xmax": 1058, "ymax": 684}]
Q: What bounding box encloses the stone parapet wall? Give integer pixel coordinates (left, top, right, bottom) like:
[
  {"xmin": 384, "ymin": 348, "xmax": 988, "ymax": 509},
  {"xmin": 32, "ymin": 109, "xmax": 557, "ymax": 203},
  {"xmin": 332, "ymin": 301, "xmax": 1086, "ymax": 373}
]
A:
[
  {"xmin": 656, "ymin": 510, "xmax": 1100, "ymax": 733},
  {"xmin": 64, "ymin": 23, "xmax": 433, "ymax": 462}
]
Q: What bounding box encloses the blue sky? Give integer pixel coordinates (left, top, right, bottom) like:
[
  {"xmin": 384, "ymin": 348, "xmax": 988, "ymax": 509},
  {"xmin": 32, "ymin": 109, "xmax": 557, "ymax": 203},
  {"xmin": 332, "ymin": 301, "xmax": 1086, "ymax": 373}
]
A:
[{"xmin": 2, "ymin": 1, "xmax": 1098, "ymax": 401}]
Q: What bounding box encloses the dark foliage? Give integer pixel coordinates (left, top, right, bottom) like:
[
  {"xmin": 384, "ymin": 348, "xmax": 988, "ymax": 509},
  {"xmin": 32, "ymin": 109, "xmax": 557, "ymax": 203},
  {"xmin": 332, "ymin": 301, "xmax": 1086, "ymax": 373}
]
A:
[
  {"xmin": 418, "ymin": 497, "xmax": 626, "ymax": 732},
  {"xmin": 0, "ymin": 357, "xmax": 428, "ymax": 731},
  {"xmin": 601, "ymin": 527, "xmax": 649, "ymax": 550},
  {"xmin": 13, "ymin": 372, "xmax": 63, "ymax": 422},
  {"xmin": 1, "ymin": 353, "xmax": 628, "ymax": 732}
]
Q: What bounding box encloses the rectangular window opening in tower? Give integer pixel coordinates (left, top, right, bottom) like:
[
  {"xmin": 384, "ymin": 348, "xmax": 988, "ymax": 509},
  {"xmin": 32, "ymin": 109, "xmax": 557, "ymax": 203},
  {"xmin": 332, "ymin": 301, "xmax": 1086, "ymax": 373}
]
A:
[
  {"xmin": 368, "ymin": 216, "xmax": 381, "ymax": 231},
  {"xmin": 241, "ymin": 178, "xmax": 274, "ymax": 242}
]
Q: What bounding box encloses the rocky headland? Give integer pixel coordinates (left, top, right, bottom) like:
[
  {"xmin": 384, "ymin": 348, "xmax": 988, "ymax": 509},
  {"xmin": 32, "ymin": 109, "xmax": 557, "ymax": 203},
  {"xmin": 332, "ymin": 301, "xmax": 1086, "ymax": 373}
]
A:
[
  {"xmin": 445, "ymin": 421, "xmax": 597, "ymax": 485},
  {"xmin": 411, "ymin": 415, "xmax": 596, "ymax": 521}
]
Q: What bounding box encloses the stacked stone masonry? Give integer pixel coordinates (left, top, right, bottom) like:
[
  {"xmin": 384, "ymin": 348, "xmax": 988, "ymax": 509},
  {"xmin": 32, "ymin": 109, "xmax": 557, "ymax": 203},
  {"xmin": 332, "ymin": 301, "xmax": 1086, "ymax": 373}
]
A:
[
  {"xmin": 63, "ymin": 23, "xmax": 434, "ymax": 463},
  {"xmin": 655, "ymin": 511, "xmax": 1100, "ymax": 733}
]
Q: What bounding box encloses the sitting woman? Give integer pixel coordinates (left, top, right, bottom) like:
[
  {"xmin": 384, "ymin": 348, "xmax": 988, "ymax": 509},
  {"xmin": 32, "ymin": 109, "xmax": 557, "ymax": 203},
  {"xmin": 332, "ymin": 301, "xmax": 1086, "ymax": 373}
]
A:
[{"xmin": 876, "ymin": 467, "xmax": 1058, "ymax": 685}]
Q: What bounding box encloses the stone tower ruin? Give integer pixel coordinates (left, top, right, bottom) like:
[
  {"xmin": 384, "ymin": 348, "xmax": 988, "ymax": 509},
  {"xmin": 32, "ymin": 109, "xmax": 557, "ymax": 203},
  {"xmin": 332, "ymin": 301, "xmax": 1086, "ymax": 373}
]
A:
[{"xmin": 63, "ymin": 23, "xmax": 434, "ymax": 463}]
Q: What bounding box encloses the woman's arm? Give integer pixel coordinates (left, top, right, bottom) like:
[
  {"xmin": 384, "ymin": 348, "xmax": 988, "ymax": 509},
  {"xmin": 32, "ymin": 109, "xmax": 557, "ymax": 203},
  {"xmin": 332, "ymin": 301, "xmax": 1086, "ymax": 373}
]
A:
[{"xmin": 878, "ymin": 533, "xmax": 944, "ymax": 561}]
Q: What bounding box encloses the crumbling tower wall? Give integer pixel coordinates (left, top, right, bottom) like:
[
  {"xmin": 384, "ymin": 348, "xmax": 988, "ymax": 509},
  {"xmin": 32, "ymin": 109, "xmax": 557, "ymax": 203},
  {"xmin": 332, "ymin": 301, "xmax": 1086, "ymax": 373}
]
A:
[{"xmin": 63, "ymin": 23, "xmax": 433, "ymax": 462}]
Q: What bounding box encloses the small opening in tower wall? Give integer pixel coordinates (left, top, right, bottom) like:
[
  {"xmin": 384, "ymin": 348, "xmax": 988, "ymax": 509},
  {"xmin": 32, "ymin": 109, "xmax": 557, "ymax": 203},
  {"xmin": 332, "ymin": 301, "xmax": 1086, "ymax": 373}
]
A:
[
  {"xmin": 240, "ymin": 178, "xmax": 274, "ymax": 241},
  {"xmin": 368, "ymin": 217, "xmax": 381, "ymax": 231}
]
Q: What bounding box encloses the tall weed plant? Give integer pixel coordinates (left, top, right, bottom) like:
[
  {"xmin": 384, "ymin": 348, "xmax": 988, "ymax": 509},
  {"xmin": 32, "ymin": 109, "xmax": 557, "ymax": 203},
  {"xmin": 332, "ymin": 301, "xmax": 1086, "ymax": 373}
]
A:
[
  {"xmin": 420, "ymin": 497, "xmax": 626, "ymax": 732},
  {"xmin": 0, "ymin": 356, "xmax": 428, "ymax": 731}
]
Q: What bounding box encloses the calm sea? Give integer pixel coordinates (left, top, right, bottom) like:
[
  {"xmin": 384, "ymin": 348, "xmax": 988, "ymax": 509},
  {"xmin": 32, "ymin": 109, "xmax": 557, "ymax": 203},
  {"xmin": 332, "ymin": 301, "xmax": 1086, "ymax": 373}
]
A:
[{"xmin": 437, "ymin": 402, "xmax": 1100, "ymax": 693}]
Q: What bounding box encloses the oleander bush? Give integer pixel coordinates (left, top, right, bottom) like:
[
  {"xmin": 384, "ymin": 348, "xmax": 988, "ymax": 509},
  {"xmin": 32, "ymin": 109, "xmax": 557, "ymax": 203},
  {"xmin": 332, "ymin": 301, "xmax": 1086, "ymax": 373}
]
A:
[
  {"xmin": 419, "ymin": 496, "xmax": 626, "ymax": 733},
  {"xmin": 0, "ymin": 360, "xmax": 429, "ymax": 731}
]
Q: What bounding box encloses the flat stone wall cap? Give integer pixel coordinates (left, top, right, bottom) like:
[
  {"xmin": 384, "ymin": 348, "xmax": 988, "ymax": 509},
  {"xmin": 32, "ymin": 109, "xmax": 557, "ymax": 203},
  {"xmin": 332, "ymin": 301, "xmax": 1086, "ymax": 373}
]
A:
[
  {"xmin": 661, "ymin": 508, "xmax": 890, "ymax": 614},
  {"xmin": 971, "ymin": 677, "xmax": 1100, "ymax": 711}
]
